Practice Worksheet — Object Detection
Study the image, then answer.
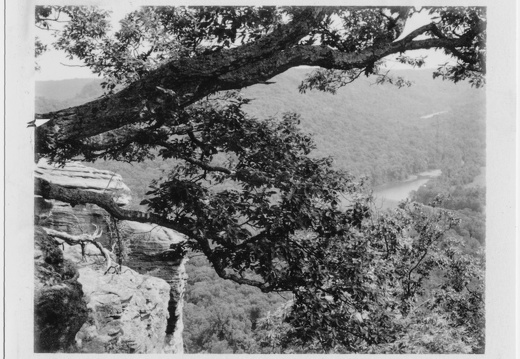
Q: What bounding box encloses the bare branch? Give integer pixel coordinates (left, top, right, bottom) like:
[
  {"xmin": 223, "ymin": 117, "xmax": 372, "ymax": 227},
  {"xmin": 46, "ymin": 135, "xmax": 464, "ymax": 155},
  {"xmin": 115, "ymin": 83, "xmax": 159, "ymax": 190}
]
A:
[{"xmin": 42, "ymin": 226, "xmax": 112, "ymax": 269}]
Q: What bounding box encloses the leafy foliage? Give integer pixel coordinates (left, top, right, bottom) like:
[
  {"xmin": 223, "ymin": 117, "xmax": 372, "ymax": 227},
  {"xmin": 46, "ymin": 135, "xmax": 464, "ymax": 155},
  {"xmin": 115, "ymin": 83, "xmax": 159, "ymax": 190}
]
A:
[
  {"xmin": 251, "ymin": 204, "xmax": 484, "ymax": 353},
  {"xmin": 430, "ymin": 7, "xmax": 486, "ymax": 87},
  {"xmin": 36, "ymin": 6, "xmax": 281, "ymax": 90},
  {"xmin": 182, "ymin": 202, "xmax": 484, "ymax": 354},
  {"xmin": 35, "ymin": 6, "xmax": 486, "ymax": 93},
  {"xmin": 183, "ymin": 255, "xmax": 286, "ymax": 353},
  {"xmin": 35, "ymin": 6, "xmax": 486, "ymax": 354}
]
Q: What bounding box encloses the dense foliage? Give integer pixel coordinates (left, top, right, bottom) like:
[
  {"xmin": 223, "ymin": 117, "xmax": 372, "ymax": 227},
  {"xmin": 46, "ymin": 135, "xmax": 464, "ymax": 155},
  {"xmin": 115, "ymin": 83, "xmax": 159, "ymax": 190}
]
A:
[
  {"xmin": 34, "ymin": 6, "xmax": 485, "ymax": 164},
  {"xmin": 412, "ymin": 173, "xmax": 485, "ymax": 246},
  {"xmin": 35, "ymin": 6, "xmax": 486, "ymax": 354},
  {"xmin": 181, "ymin": 201, "xmax": 485, "ymax": 354},
  {"xmin": 182, "ymin": 255, "xmax": 286, "ymax": 353},
  {"xmin": 36, "ymin": 6, "xmax": 485, "ymax": 93},
  {"xmin": 251, "ymin": 204, "xmax": 485, "ymax": 354},
  {"xmin": 243, "ymin": 68, "xmax": 485, "ymax": 186}
]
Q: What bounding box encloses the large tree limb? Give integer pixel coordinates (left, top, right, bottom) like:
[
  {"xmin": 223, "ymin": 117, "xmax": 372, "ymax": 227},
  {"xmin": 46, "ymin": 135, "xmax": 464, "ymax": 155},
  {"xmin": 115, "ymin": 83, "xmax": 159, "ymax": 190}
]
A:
[
  {"xmin": 36, "ymin": 176, "xmax": 275, "ymax": 290},
  {"xmin": 34, "ymin": 15, "xmax": 476, "ymax": 158},
  {"xmin": 35, "ymin": 9, "xmax": 317, "ymax": 152},
  {"xmin": 36, "ymin": 176, "xmax": 189, "ymax": 234}
]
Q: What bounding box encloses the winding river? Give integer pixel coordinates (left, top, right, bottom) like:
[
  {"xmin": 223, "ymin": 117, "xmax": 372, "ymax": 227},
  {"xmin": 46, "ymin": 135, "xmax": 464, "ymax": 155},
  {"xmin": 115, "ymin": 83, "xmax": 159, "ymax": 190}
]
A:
[{"xmin": 372, "ymin": 169, "xmax": 442, "ymax": 210}]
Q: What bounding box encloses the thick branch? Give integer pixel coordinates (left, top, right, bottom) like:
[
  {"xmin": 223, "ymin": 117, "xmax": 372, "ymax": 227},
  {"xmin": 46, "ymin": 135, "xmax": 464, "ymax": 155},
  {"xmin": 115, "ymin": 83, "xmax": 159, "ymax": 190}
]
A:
[
  {"xmin": 35, "ymin": 9, "xmax": 318, "ymax": 151},
  {"xmin": 76, "ymin": 123, "xmax": 204, "ymax": 154},
  {"xmin": 36, "ymin": 176, "xmax": 189, "ymax": 235},
  {"xmin": 36, "ymin": 176, "xmax": 274, "ymax": 290},
  {"xmin": 35, "ymin": 16, "xmax": 477, "ymax": 157}
]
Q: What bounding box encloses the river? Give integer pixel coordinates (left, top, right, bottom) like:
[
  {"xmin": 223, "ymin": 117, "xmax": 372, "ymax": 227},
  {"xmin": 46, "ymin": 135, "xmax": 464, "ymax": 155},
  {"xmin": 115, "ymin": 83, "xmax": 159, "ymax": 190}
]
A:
[{"xmin": 372, "ymin": 169, "xmax": 442, "ymax": 210}]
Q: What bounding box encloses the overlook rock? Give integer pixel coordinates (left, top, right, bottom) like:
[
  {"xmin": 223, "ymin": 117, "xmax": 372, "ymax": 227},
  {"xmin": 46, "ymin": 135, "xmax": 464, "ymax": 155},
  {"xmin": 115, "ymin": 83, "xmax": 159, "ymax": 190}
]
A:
[
  {"xmin": 35, "ymin": 160, "xmax": 187, "ymax": 354},
  {"xmin": 35, "ymin": 159, "xmax": 132, "ymax": 205}
]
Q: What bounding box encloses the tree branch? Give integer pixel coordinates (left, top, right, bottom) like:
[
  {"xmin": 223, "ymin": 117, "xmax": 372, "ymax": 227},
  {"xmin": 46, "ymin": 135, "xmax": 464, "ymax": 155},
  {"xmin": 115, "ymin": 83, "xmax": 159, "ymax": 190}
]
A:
[
  {"xmin": 36, "ymin": 175, "xmax": 276, "ymax": 290},
  {"xmin": 36, "ymin": 176, "xmax": 187, "ymax": 234},
  {"xmin": 182, "ymin": 157, "xmax": 233, "ymax": 175},
  {"xmin": 42, "ymin": 226, "xmax": 112, "ymax": 269},
  {"xmin": 35, "ymin": 14, "xmax": 478, "ymax": 158}
]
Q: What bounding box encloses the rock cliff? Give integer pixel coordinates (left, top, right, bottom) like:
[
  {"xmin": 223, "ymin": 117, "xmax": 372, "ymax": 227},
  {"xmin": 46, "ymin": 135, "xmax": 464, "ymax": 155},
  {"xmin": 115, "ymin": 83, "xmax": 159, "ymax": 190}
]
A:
[
  {"xmin": 34, "ymin": 160, "xmax": 187, "ymax": 353},
  {"xmin": 66, "ymin": 244, "xmax": 171, "ymax": 353}
]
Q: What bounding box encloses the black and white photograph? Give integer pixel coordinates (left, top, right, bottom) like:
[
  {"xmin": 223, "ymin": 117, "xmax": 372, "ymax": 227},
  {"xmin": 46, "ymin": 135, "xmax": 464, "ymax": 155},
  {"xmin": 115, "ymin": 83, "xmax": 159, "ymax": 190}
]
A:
[{"xmin": 2, "ymin": 1, "xmax": 517, "ymax": 357}]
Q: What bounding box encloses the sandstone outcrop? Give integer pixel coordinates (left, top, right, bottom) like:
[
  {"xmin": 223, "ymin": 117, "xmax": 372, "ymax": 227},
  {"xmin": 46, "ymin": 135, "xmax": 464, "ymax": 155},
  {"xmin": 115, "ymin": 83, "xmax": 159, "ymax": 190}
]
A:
[
  {"xmin": 35, "ymin": 159, "xmax": 132, "ymax": 206},
  {"xmin": 66, "ymin": 244, "xmax": 171, "ymax": 353},
  {"xmin": 122, "ymin": 221, "xmax": 188, "ymax": 352},
  {"xmin": 34, "ymin": 161, "xmax": 188, "ymax": 354}
]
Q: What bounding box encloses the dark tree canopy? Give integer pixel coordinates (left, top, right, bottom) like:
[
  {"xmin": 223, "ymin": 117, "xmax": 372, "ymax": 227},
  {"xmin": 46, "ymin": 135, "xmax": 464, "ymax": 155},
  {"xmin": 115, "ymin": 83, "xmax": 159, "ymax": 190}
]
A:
[
  {"xmin": 35, "ymin": 6, "xmax": 485, "ymax": 162},
  {"xmin": 35, "ymin": 6, "xmax": 486, "ymax": 353}
]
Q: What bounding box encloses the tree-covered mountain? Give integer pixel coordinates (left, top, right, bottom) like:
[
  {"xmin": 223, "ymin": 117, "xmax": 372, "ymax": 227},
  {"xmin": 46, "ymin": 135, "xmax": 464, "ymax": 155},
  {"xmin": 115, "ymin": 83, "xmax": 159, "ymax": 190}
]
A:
[
  {"xmin": 36, "ymin": 78, "xmax": 104, "ymax": 102},
  {"xmin": 242, "ymin": 67, "xmax": 485, "ymax": 185},
  {"xmin": 182, "ymin": 254, "xmax": 287, "ymax": 353}
]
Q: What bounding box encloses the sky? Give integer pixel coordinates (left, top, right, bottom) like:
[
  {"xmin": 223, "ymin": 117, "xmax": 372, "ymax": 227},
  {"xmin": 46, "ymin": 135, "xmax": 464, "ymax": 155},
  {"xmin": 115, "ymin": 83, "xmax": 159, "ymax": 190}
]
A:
[
  {"xmin": 35, "ymin": 4, "xmax": 141, "ymax": 81},
  {"xmin": 34, "ymin": 6, "xmax": 453, "ymax": 82}
]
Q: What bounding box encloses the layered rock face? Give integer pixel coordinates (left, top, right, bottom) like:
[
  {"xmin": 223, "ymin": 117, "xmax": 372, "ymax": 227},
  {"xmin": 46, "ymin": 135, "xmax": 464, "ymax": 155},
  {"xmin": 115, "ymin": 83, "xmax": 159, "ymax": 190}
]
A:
[
  {"xmin": 65, "ymin": 244, "xmax": 171, "ymax": 353},
  {"xmin": 122, "ymin": 221, "xmax": 188, "ymax": 353},
  {"xmin": 35, "ymin": 160, "xmax": 188, "ymax": 353},
  {"xmin": 35, "ymin": 160, "xmax": 132, "ymax": 205}
]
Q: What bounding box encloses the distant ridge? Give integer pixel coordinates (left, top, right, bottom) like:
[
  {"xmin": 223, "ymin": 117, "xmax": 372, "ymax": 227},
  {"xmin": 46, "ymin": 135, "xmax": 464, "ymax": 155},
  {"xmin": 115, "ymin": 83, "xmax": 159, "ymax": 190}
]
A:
[
  {"xmin": 36, "ymin": 78, "xmax": 104, "ymax": 100},
  {"xmin": 36, "ymin": 78, "xmax": 105, "ymax": 113}
]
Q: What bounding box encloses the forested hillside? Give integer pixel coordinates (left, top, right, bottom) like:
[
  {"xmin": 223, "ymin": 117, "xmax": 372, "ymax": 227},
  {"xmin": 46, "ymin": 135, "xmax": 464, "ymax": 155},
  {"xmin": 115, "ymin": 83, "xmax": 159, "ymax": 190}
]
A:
[
  {"xmin": 35, "ymin": 68, "xmax": 486, "ymax": 353},
  {"xmin": 242, "ymin": 67, "xmax": 485, "ymax": 185},
  {"xmin": 36, "ymin": 68, "xmax": 485, "ymax": 189}
]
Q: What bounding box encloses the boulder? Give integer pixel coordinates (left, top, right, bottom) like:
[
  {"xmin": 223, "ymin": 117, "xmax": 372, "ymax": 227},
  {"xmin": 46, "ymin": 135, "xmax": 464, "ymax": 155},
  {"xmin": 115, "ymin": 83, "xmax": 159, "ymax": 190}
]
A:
[{"xmin": 120, "ymin": 221, "xmax": 188, "ymax": 352}]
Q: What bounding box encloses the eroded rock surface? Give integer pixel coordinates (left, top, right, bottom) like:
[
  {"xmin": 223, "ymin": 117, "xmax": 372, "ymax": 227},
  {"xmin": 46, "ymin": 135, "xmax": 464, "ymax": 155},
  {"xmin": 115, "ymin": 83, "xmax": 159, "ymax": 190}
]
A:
[
  {"xmin": 68, "ymin": 247, "xmax": 171, "ymax": 354},
  {"xmin": 121, "ymin": 221, "xmax": 188, "ymax": 351},
  {"xmin": 35, "ymin": 161, "xmax": 188, "ymax": 354},
  {"xmin": 35, "ymin": 159, "xmax": 132, "ymax": 206}
]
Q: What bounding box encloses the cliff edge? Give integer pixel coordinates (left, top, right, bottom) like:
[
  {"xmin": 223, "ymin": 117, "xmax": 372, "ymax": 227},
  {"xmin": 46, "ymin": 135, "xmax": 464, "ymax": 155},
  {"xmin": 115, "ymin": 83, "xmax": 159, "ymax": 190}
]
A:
[{"xmin": 34, "ymin": 160, "xmax": 187, "ymax": 353}]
